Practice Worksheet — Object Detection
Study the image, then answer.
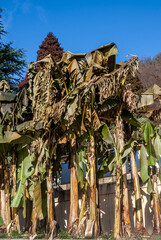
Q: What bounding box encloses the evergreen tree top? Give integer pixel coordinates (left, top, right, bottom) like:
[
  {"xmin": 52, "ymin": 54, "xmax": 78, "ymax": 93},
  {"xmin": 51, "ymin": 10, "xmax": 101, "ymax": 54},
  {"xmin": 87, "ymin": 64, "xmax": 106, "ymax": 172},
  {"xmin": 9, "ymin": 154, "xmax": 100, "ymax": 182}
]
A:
[{"xmin": 37, "ymin": 32, "xmax": 63, "ymax": 63}]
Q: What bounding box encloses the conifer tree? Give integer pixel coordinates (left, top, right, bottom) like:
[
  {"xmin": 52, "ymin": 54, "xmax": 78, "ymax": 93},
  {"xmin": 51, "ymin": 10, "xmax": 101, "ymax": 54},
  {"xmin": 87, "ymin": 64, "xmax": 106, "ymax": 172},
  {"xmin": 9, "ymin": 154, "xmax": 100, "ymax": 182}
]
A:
[
  {"xmin": 0, "ymin": 8, "xmax": 26, "ymax": 90},
  {"xmin": 37, "ymin": 32, "xmax": 63, "ymax": 68}
]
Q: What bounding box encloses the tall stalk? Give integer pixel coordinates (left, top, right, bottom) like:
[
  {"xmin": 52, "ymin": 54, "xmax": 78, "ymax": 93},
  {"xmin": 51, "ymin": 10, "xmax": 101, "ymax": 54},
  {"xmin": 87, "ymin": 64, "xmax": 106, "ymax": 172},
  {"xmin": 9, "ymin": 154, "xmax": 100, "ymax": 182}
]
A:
[
  {"xmin": 114, "ymin": 113, "xmax": 123, "ymax": 240},
  {"xmin": 89, "ymin": 129, "xmax": 98, "ymax": 237},
  {"xmin": 12, "ymin": 151, "xmax": 20, "ymax": 232},
  {"xmin": 78, "ymin": 172, "xmax": 88, "ymax": 235},
  {"xmin": 68, "ymin": 133, "xmax": 78, "ymax": 233},
  {"xmin": 46, "ymin": 158, "xmax": 54, "ymax": 235},
  {"xmin": 114, "ymin": 164, "xmax": 122, "ymax": 240},
  {"xmin": 1, "ymin": 188, "xmax": 6, "ymax": 224},
  {"xmin": 31, "ymin": 201, "xmax": 38, "ymax": 235},
  {"xmin": 122, "ymin": 164, "xmax": 131, "ymax": 236},
  {"xmin": 152, "ymin": 166, "xmax": 161, "ymax": 233},
  {"xmin": 130, "ymin": 151, "xmax": 147, "ymax": 233},
  {"xmin": 4, "ymin": 157, "xmax": 11, "ymax": 232},
  {"xmin": 120, "ymin": 123, "xmax": 131, "ymax": 237}
]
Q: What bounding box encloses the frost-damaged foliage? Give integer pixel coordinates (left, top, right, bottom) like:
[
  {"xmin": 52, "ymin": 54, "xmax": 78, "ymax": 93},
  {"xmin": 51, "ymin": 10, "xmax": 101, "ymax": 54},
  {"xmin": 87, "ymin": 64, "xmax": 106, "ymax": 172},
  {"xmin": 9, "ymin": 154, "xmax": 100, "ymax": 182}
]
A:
[
  {"xmin": 30, "ymin": 44, "xmax": 139, "ymax": 130},
  {"xmin": 5, "ymin": 41, "xmax": 161, "ymax": 239}
]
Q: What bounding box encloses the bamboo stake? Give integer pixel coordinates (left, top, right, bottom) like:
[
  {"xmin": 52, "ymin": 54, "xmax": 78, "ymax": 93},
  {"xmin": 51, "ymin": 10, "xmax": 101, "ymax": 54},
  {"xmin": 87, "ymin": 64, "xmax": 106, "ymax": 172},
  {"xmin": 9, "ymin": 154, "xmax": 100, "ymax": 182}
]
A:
[{"xmin": 68, "ymin": 133, "xmax": 78, "ymax": 233}]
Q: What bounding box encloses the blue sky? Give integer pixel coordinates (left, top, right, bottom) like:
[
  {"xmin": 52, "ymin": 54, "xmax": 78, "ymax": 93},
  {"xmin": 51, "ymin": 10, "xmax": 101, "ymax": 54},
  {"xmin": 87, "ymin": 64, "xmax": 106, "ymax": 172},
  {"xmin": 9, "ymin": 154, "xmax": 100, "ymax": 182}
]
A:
[{"xmin": 1, "ymin": 0, "xmax": 161, "ymax": 74}]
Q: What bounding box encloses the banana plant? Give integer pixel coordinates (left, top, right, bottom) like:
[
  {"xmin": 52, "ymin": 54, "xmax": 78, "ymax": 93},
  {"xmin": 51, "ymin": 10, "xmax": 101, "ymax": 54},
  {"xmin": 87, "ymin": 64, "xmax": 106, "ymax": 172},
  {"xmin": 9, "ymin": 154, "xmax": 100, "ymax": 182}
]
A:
[
  {"xmin": 140, "ymin": 120, "xmax": 161, "ymax": 233},
  {"xmin": 100, "ymin": 120, "xmax": 133, "ymax": 239}
]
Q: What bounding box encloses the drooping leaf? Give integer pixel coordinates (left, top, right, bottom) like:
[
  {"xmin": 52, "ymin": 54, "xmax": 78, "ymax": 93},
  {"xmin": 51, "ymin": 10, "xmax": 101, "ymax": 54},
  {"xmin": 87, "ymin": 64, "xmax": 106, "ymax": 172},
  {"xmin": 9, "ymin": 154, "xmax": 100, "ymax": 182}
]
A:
[
  {"xmin": 64, "ymin": 94, "xmax": 79, "ymax": 126},
  {"xmin": 142, "ymin": 122, "xmax": 154, "ymax": 154},
  {"xmin": 97, "ymin": 154, "xmax": 115, "ymax": 178},
  {"xmin": 147, "ymin": 178, "xmax": 153, "ymax": 194},
  {"xmin": 148, "ymin": 154, "xmax": 156, "ymax": 166},
  {"xmin": 11, "ymin": 149, "xmax": 34, "ymax": 208},
  {"xmin": 0, "ymin": 131, "xmax": 21, "ymax": 143},
  {"xmin": 153, "ymin": 134, "xmax": 161, "ymax": 160},
  {"xmin": 140, "ymin": 145, "xmax": 149, "ymax": 183},
  {"xmin": 101, "ymin": 123, "xmax": 114, "ymax": 145},
  {"xmin": 121, "ymin": 110, "xmax": 140, "ymax": 127},
  {"xmin": 143, "ymin": 122, "xmax": 154, "ymax": 145},
  {"xmin": 121, "ymin": 138, "xmax": 137, "ymax": 160}
]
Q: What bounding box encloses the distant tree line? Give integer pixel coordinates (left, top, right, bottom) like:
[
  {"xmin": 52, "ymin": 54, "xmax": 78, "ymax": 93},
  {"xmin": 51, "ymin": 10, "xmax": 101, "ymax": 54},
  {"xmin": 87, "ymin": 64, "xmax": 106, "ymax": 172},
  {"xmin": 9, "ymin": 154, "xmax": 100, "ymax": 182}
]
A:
[{"xmin": 137, "ymin": 53, "xmax": 161, "ymax": 91}]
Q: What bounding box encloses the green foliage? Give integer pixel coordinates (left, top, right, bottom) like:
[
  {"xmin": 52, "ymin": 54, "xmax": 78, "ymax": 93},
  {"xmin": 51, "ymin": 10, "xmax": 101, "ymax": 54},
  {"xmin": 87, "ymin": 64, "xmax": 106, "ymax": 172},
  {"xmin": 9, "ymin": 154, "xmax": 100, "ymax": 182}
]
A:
[
  {"xmin": 121, "ymin": 138, "xmax": 137, "ymax": 160},
  {"xmin": 58, "ymin": 229, "xmax": 71, "ymax": 239},
  {"xmin": 101, "ymin": 123, "xmax": 114, "ymax": 145},
  {"xmin": 11, "ymin": 147, "xmax": 34, "ymax": 207},
  {"xmin": 0, "ymin": 42, "xmax": 26, "ymax": 88},
  {"xmin": 0, "ymin": 8, "xmax": 7, "ymax": 38},
  {"xmin": 142, "ymin": 122, "xmax": 154, "ymax": 154},
  {"xmin": 153, "ymin": 133, "xmax": 161, "ymax": 160},
  {"xmin": 0, "ymin": 9, "xmax": 26, "ymax": 89},
  {"xmin": 0, "ymin": 216, "xmax": 4, "ymax": 226},
  {"xmin": 140, "ymin": 145, "xmax": 149, "ymax": 183},
  {"xmin": 147, "ymin": 178, "xmax": 153, "ymax": 194}
]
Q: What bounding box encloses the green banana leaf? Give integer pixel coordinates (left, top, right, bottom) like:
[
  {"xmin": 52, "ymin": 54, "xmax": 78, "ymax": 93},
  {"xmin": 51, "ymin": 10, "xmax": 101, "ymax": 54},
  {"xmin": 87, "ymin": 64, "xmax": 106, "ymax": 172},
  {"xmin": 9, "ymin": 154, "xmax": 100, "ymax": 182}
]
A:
[
  {"xmin": 147, "ymin": 178, "xmax": 153, "ymax": 194},
  {"xmin": 101, "ymin": 123, "xmax": 114, "ymax": 145},
  {"xmin": 153, "ymin": 133, "xmax": 161, "ymax": 160},
  {"xmin": 140, "ymin": 145, "xmax": 149, "ymax": 183},
  {"xmin": 11, "ymin": 148, "xmax": 34, "ymax": 208},
  {"xmin": 121, "ymin": 138, "xmax": 137, "ymax": 160}
]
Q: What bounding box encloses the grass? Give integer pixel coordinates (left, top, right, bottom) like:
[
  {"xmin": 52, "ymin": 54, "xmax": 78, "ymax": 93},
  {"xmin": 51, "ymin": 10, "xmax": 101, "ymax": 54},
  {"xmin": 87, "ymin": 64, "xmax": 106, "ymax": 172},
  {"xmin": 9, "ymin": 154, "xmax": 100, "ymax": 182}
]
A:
[
  {"xmin": 57, "ymin": 229, "xmax": 72, "ymax": 239},
  {"xmin": 0, "ymin": 229, "xmax": 161, "ymax": 240}
]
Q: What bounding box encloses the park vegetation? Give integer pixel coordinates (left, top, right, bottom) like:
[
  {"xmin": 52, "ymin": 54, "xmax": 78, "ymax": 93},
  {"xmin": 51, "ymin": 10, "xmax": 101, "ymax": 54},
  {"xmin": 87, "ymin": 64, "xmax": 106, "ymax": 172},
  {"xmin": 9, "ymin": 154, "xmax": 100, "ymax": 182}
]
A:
[{"xmin": 0, "ymin": 41, "xmax": 161, "ymax": 240}]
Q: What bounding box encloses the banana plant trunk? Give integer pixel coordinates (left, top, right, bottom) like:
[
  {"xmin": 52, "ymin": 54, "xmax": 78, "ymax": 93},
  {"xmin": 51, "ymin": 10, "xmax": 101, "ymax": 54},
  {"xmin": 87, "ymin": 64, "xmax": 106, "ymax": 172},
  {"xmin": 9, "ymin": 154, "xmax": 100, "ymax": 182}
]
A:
[
  {"xmin": 152, "ymin": 166, "xmax": 161, "ymax": 233},
  {"xmin": 4, "ymin": 157, "xmax": 11, "ymax": 233},
  {"xmin": 122, "ymin": 164, "xmax": 131, "ymax": 236},
  {"xmin": 32, "ymin": 201, "xmax": 38, "ymax": 235},
  {"xmin": 1, "ymin": 158, "xmax": 6, "ymax": 225},
  {"xmin": 68, "ymin": 133, "xmax": 78, "ymax": 233},
  {"xmin": 12, "ymin": 151, "xmax": 20, "ymax": 232},
  {"xmin": 130, "ymin": 151, "xmax": 147, "ymax": 233},
  {"xmin": 114, "ymin": 163, "xmax": 122, "ymax": 240},
  {"xmin": 46, "ymin": 158, "xmax": 54, "ymax": 235},
  {"xmin": 89, "ymin": 129, "xmax": 98, "ymax": 238},
  {"xmin": 114, "ymin": 115, "xmax": 124, "ymax": 240},
  {"xmin": 119, "ymin": 122, "xmax": 131, "ymax": 237},
  {"xmin": 79, "ymin": 167, "xmax": 88, "ymax": 234},
  {"xmin": 1, "ymin": 188, "xmax": 6, "ymax": 224}
]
